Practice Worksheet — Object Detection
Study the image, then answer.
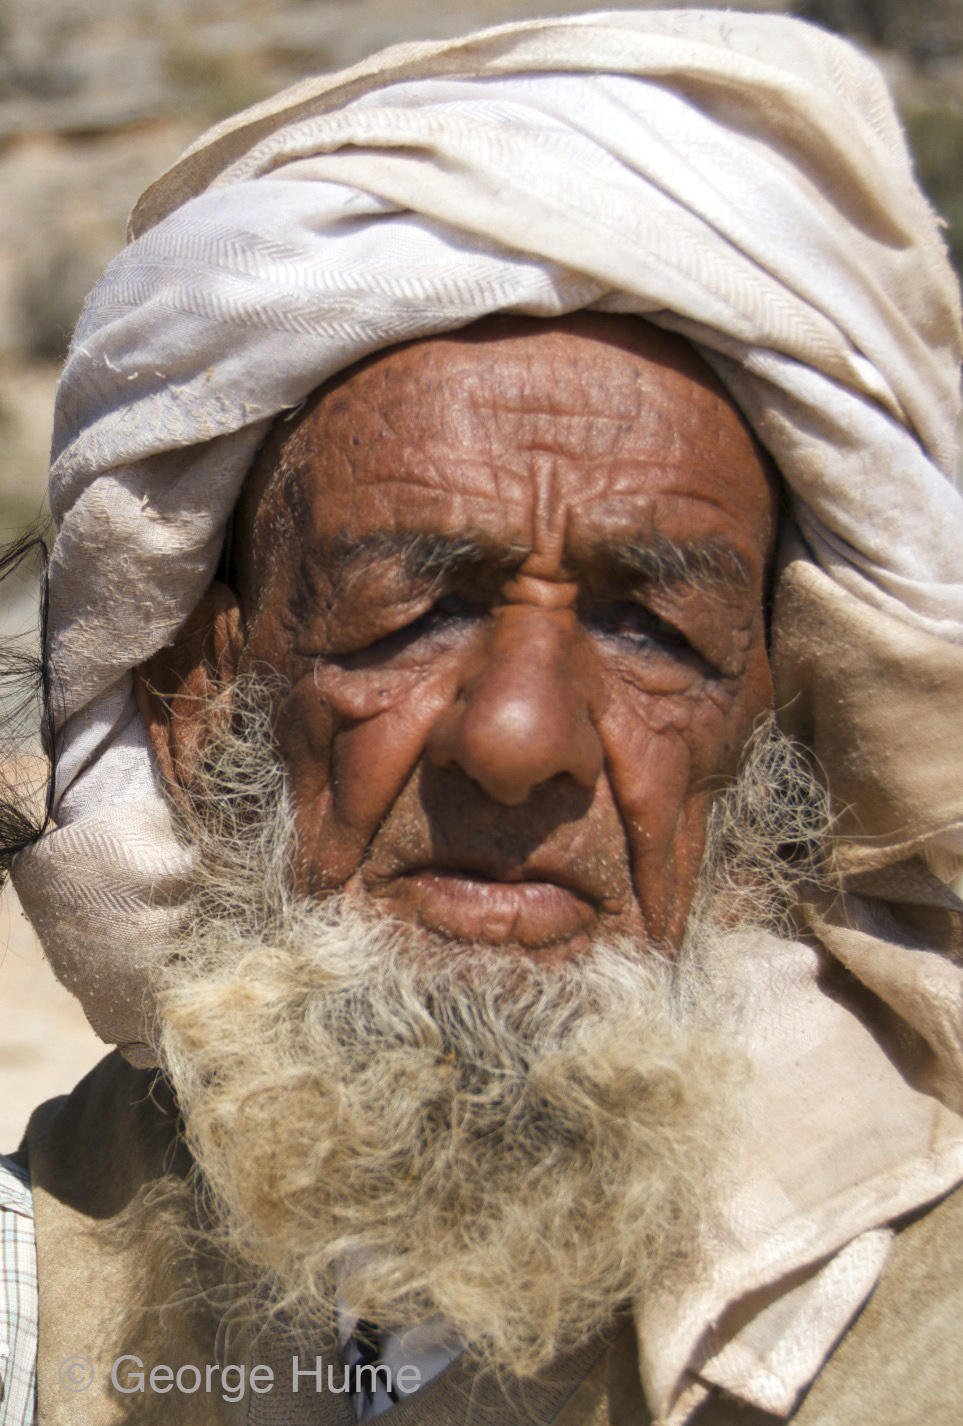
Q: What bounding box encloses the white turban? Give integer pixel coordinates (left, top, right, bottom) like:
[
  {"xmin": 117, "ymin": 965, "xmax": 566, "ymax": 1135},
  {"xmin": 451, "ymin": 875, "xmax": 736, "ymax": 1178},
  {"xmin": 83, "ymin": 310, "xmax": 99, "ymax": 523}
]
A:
[{"xmin": 12, "ymin": 11, "xmax": 963, "ymax": 1418}]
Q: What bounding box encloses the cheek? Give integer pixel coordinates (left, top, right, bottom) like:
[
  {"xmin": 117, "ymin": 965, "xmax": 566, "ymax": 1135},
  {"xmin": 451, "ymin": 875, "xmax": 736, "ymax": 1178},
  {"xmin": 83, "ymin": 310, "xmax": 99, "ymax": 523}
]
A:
[
  {"xmin": 600, "ymin": 685, "xmax": 702, "ymax": 871},
  {"xmin": 598, "ymin": 661, "xmax": 768, "ymax": 942},
  {"xmin": 279, "ymin": 659, "xmax": 457, "ymax": 891}
]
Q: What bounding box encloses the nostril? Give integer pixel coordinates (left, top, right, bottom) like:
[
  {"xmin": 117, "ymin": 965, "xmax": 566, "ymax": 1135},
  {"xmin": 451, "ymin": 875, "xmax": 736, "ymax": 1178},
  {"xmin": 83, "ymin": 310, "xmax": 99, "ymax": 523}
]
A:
[{"xmin": 425, "ymin": 672, "xmax": 603, "ymax": 807}]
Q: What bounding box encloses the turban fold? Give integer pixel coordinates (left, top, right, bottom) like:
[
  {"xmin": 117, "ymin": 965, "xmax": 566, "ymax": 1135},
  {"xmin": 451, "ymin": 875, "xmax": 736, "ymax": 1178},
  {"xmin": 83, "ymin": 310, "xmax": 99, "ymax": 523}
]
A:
[{"xmin": 16, "ymin": 4, "xmax": 963, "ymax": 1053}]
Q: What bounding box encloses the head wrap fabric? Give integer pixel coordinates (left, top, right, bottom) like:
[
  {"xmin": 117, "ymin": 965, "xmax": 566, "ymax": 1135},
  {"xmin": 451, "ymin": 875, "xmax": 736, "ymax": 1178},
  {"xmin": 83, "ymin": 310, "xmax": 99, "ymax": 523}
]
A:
[
  {"xmin": 18, "ymin": 9, "xmax": 963, "ymax": 1054},
  {"xmin": 11, "ymin": 12, "xmax": 963, "ymax": 1420},
  {"xmin": 16, "ymin": 0, "xmax": 963, "ymax": 1036}
]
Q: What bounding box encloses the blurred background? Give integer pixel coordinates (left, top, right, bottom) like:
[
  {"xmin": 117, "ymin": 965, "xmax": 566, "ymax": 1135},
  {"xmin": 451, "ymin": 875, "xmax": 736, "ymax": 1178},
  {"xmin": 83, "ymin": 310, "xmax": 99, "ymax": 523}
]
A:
[{"xmin": 0, "ymin": 0, "xmax": 961, "ymax": 1145}]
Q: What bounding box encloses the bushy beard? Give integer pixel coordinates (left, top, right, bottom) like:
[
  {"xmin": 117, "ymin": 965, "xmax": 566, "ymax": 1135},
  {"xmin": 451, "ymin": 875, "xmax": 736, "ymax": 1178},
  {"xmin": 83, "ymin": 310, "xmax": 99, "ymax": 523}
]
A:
[{"xmin": 152, "ymin": 682, "xmax": 830, "ymax": 1377}]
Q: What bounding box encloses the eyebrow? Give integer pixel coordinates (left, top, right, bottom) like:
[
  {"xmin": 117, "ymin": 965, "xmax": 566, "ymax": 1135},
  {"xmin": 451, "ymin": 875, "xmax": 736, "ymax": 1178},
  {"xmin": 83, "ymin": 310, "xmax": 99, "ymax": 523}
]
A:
[
  {"xmin": 324, "ymin": 531, "xmax": 528, "ymax": 581},
  {"xmin": 296, "ymin": 528, "xmax": 750, "ymax": 614},
  {"xmin": 595, "ymin": 534, "xmax": 751, "ymax": 592},
  {"xmin": 290, "ymin": 532, "xmax": 524, "ymax": 622}
]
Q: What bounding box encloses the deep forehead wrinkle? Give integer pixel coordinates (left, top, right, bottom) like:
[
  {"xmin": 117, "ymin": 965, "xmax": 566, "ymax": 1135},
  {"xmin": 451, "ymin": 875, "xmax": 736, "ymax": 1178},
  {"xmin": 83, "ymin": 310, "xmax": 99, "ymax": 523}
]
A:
[{"xmin": 458, "ymin": 379, "xmax": 648, "ymax": 465}]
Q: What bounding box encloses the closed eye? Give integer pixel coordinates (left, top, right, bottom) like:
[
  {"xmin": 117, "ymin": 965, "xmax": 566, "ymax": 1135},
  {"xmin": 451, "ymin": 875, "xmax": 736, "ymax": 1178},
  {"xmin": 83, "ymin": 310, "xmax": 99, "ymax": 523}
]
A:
[
  {"xmin": 584, "ymin": 601, "xmax": 713, "ymax": 673},
  {"xmin": 331, "ymin": 593, "xmax": 477, "ymax": 668}
]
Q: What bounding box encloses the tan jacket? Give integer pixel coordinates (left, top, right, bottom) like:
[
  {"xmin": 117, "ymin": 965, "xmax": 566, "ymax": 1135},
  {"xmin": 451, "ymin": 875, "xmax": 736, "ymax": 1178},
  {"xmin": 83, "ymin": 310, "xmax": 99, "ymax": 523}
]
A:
[{"xmin": 24, "ymin": 1054, "xmax": 963, "ymax": 1426}]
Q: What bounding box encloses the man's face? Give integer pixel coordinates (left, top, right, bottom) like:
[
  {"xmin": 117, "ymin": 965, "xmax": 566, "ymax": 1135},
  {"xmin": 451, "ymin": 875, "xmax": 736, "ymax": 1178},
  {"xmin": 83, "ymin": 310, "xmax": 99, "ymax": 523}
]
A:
[
  {"xmin": 152, "ymin": 315, "xmax": 787, "ymax": 1359},
  {"xmin": 238, "ymin": 314, "xmax": 777, "ymax": 953}
]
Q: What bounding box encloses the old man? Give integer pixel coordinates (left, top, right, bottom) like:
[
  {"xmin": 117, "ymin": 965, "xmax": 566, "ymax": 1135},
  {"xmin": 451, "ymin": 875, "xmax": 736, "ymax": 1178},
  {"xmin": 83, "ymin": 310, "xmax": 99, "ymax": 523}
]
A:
[{"xmin": 3, "ymin": 9, "xmax": 963, "ymax": 1426}]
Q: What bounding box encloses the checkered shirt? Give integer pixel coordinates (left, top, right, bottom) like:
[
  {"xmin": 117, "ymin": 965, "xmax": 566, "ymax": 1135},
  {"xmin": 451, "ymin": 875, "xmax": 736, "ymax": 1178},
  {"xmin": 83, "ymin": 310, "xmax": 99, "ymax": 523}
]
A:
[{"xmin": 0, "ymin": 1157, "xmax": 36, "ymax": 1426}]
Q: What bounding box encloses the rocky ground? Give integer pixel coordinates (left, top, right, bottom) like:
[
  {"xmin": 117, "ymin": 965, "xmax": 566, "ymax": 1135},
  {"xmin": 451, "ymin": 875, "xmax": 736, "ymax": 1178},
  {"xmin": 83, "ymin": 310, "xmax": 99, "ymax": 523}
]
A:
[{"xmin": 0, "ymin": 0, "xmax": 960, "ymax": 1133}]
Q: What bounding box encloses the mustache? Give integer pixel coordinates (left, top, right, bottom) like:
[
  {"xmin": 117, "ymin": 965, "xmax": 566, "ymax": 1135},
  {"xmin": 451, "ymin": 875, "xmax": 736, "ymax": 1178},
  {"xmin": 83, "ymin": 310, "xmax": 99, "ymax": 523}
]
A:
[
  {"xmin": 418, "ymin": 762, "xmax": 595, "ymax": 857},
  {"xmin": 355, "ymin": 759, "xmax": 637, "ymax": 918}
]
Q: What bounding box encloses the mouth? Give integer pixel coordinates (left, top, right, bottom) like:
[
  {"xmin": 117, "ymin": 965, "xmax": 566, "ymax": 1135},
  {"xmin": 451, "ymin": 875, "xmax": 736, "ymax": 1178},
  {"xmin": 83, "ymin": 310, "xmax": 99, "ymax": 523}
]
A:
[{"xmin": 361, "ymin": 858, "xmax": 600, "ymax": 952}]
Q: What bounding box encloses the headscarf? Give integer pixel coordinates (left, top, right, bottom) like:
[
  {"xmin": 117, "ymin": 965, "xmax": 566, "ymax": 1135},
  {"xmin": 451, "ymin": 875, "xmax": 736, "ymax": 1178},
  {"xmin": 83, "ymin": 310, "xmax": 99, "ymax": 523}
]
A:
[{"xmin": 12, "ymin": 12, "xmax": 963, "ymax": 1419}]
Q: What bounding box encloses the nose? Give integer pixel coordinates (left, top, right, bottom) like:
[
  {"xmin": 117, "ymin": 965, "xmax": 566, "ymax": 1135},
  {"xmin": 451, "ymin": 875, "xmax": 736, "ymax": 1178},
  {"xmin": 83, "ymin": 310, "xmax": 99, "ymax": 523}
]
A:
[{"xmin": 425, "ymin": 608, "xmax": 603, "ymax": 805}]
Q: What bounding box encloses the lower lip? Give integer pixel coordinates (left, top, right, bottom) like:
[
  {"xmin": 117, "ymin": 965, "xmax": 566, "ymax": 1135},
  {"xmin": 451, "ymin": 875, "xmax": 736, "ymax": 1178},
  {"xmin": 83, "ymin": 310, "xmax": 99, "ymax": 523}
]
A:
[{"xmin": 378, "ymin": 870, "xmax": 596, "ymax": 949}]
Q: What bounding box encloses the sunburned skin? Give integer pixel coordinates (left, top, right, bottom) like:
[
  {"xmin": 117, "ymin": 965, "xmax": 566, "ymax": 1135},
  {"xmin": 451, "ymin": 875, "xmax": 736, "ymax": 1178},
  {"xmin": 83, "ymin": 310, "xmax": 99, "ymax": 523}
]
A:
[{"xmin": 142, "ymin": 314, "xmax": 779, "ymax": 955}]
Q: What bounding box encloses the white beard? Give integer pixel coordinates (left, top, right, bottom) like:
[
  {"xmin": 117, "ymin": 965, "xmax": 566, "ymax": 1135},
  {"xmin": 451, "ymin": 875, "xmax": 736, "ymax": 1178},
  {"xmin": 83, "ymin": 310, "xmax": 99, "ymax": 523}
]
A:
[{"xmin": 153, "ymin": 689, "xmax": 828, "ymax": 1377}]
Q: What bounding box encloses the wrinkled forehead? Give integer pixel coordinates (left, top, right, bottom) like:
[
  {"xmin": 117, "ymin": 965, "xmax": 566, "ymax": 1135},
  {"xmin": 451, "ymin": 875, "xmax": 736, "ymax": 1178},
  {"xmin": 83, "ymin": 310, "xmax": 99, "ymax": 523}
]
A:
[{"xmin": 233, "ymin": 314, "xmax": 780, "ymax": 615}]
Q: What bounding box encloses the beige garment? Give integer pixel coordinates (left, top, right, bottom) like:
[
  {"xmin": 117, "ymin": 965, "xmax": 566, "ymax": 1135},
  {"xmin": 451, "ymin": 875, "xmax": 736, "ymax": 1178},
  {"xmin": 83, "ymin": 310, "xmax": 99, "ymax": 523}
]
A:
[
  {"xmin": 691, "ymin": 1185, "xmax": 963, "ymax": 1426},
  {"xmin": 630, "ymin": 921, "xmax": 963, "ymax": 1422},
  {"xmin": 23, "ymin": 1054, "xmax": 963, "ymax": 1426}
]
